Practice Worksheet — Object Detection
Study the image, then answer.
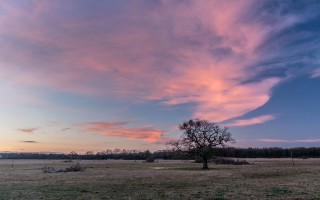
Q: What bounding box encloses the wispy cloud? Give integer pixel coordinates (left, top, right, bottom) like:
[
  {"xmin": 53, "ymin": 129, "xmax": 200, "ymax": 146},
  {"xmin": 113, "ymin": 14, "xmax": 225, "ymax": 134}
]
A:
[
  {"xmin": 311, "ymin": 69, "xmax": 320, "ymax": 78},
  {"xmin": 21, "ymin": 140, "xmax": 37, "ymax": 143},
  {"xmin": 0, "ymin": 1, "xmax": 317, "ymax": 122},
  {"xmin": 257, "ymin": 138, "xmax": 320, "ymax": 143},
  {"xmin": 226, "ymin": 115, "xmax": 276, "ymax": 127},
  {"xmin": 17, "ymin": 128, "xmax": 38, "ymax": 134},
  {"xmin": 80, "ymin": 121, "xmax": 166, "ymax": 143},
  {"xmin": 47, "ymin": 121, "xmax": 60, "ymax": 126},
  {"xmin": 61, "ymin": 128, "xmax": 71, "ymax": 132}
]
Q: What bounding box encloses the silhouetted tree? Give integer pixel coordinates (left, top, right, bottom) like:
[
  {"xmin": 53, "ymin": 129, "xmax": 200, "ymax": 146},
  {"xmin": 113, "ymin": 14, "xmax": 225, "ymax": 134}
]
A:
[
  {"xmin": 168, "ymin": 119, "xmax": 234, "ymax": 169},
  {"xmin": 69, "ymin": 151, "xmax": 78, "ymax": 160},
  {"xmin": 85, "ymin": 151, "xmax": 94, "ymax": 159}
]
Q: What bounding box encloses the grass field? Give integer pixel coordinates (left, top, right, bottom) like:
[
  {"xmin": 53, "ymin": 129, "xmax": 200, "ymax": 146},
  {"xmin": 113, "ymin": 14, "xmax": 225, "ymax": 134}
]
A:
[{"xmin": 0, "ymin": 158, "xmax": 319, "ymax": 199}]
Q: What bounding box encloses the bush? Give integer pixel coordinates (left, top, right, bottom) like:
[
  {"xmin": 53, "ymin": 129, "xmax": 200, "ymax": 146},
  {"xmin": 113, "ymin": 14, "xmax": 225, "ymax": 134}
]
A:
[
  {"xmin": 233, "ymin": 159, "xmax": 250, "ymax": 165},
  {"xmin": 62, "ymin": 162, "xmax": 85, "ymax": 172},
  {"xmin": 146, "ymin": 156, "xmax": 155, "ymax": 163},
  {"xmin": 42, "ymin": 162, "xmax": 85, "ymax": 173},
  {"xmin": 62, "ymin": 160, "xmax": 73, "ymax": 163},
  {"xmin": 42, "ymin": 166, "xmax": 57, "ymax": 173},
  {"xmin": 211, "ymin": 157, "xmax": 249, "ymax": 165}
]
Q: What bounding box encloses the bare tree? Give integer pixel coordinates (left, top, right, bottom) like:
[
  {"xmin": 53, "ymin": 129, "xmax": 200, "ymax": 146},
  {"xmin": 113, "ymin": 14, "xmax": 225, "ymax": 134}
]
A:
[
  {"xmin": 69, "ymin": 151, "xmax": 78, "ymax": 160},
  {"xmin": 168, "ymin": 119, "xmax": 234, "ymax": 169}
]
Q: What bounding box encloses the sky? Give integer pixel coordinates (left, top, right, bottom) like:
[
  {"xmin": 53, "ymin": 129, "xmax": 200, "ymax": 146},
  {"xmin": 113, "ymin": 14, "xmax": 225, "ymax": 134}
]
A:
[{"xmin": 1, "ymin": 0, "xmax": 320, "ymax": 153}]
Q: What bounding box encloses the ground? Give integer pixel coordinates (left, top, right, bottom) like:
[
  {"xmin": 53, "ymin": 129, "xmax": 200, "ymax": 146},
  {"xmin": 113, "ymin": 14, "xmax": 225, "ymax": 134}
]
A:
[{"xmin": 0, "ymin": 158, "xmax": 319, "ymax": 199}]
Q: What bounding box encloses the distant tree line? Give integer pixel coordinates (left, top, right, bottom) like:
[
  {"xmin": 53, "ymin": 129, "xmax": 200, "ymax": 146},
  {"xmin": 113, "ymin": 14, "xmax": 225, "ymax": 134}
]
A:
[
  {"xmin": 1, "ymin": 147, "xmax": 320, "ymax": 160},
  {"xmin": 214, "ymin": 147, "xmax": 320, "ymax": 158}
]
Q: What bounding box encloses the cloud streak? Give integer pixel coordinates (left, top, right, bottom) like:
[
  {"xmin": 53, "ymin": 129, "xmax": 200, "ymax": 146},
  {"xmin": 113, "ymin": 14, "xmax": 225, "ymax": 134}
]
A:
[
  {"xmin": 17, "ymin": 128, "xmax": 38, "ymax": 134},
  {"xmin": 61, "ymin": 128, "xmax": 71, "ymax": 132},
  {"xmin": 81, "ymin": 121, "xmax": 166, "ymax": 143},
  {"xmin": 21, "ymin": 140, "xmax": 37, "ymax": 143},
  {"xmin": 226, "ymin": 115, "xmax": 276, "ymax": 127},
  {"xmin": 257, "ymin": 139, "xmax": 320, "ymax": 143},
  {"xmin": 1, "ymin": 1, "xmax": 318, "ymax": 123},
  {"xmin": 311, "ymin": 69, "xmax": 320, "ymax": 78}
]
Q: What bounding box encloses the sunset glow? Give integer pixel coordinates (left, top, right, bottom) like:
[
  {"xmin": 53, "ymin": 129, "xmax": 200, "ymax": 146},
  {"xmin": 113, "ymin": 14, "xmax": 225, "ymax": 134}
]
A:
[{"xmin": 1, "ymin": 1, "xmax": 320, "ymax": 153}]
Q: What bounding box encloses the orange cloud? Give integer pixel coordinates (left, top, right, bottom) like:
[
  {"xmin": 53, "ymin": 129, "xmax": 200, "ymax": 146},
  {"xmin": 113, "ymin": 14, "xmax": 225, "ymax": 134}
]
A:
[
  {"xmin": 226, "ymin": 115, "xmax": 276, "ymax": 127},
  {"xmin": 81, "ymin": 121, "xmax": 166, "ymax": 143},
  {"xmin": 17, "ymin": 128, "xmax": 38, "ymax": 134}
]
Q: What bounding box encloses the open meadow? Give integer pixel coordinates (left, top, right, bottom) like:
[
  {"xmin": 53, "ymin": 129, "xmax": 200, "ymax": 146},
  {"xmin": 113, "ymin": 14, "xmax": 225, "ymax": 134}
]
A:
[{"xmin": 0, "ymin": 158, "xmax": 319, "ymax": 200}]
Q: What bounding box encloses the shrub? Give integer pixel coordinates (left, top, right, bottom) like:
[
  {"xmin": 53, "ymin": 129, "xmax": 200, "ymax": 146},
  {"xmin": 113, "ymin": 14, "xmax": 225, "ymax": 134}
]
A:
[
  {"xmin": 42, "ymin": 162, "xmax": 85, "ymax": 173},
  {"xmin": 233, "ymin": 159, "xmax": 250, "ymax": 165},
  {"xmin": 42, "ymin": 166, "xmax": 57, "ymax": 173},
  {"xmin": 211, "ymin": 157, "xmax": 250, "ymax": 165},
  {"xmin": 62, "ymin": 162, "xmax": 85, "ymax": 172},
  {"xmin": 146, "ymin": 156, "xmax": 155, "ymax": 163},
  {"xmin": 62, "ymin": 160, "xmax": 73, "ymax": 163}
]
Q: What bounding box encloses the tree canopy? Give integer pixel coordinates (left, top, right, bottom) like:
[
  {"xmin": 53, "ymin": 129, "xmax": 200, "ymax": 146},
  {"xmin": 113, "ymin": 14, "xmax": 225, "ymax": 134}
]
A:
[{"xmin": 169, "ymin": 119, "xmax": 234, "ymax": 169}]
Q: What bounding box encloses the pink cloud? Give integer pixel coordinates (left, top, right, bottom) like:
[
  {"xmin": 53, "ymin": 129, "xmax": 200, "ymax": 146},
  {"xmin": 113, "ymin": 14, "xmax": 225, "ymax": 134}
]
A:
[
  {"xmin": 226, "ymin": 115, "xmax": 276, "ymax": 127},
  {"xmin": 80, "ymin": 121, "xmax": 166, "ymax": 143},
  {"xmin": 17, "ymin": 128, "xmax": 38, "ymax": 134},
  {"xmin": 311, "ymin": 69, "xmax": 320, "ymax": 78},
  {"xmin": 0, "ymin": 1, "xmax": 300, "ymax": 121},
  {"xmin": 257, "ymin": 138, "xmax": 320, "ymax": 143}
]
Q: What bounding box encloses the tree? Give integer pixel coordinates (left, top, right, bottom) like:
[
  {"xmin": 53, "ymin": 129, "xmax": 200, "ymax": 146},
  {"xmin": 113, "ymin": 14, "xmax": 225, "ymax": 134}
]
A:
[
  {"xmin": 69, "ymin": 151, "xmax": 78, "ymax": 160},
  {"xmin": 85, "ymin": 151, "xmax": 94, "ymax": 159},
  {"xmin": 169, "ymin": 119, "xmax": 234, "ymax": 169}
]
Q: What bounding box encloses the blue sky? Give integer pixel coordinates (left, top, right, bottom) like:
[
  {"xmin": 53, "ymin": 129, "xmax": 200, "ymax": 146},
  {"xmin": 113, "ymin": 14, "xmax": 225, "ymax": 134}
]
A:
[{"xmin": 0, "ymin": 0, "xmax": 320, "ymax": 153}]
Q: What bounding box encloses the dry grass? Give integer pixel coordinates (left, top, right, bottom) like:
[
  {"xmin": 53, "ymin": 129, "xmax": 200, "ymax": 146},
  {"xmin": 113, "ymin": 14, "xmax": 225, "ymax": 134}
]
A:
[{"xmin": 0, "ymin": 158, "xmax": 319, "ymax": 199}]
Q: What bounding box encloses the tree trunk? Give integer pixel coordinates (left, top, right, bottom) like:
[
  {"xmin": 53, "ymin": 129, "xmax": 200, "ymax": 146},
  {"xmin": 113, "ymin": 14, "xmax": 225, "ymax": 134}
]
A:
[{"xmin": 202, "ymin": 157, "xmax": 209, "ymax": 170}]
